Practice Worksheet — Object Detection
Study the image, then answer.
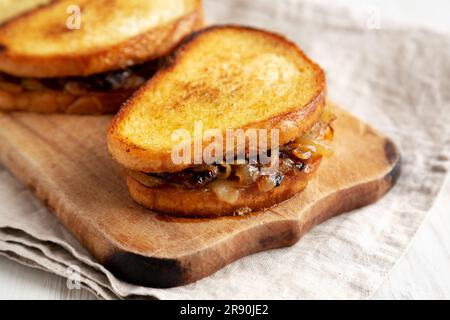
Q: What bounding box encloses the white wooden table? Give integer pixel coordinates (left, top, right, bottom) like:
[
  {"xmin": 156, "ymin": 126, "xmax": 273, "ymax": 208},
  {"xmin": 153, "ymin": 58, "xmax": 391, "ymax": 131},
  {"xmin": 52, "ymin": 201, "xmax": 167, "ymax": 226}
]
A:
[{"xmin": 0, "ymin": 0, "xmax": 449, "ymax": 300}]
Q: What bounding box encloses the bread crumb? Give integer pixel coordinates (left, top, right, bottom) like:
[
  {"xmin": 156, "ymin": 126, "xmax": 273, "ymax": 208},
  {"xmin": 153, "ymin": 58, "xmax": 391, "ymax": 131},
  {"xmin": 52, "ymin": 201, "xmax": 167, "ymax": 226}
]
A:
[{"xmin": 234, "ymin": 207, "xmax": 252, "ymax": 216}]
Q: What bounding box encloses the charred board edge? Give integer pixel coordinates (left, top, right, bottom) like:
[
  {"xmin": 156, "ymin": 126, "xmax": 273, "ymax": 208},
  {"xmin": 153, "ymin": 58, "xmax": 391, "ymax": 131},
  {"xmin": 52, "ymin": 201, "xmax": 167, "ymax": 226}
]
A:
[
  {"xmin": 104, "ymin": 252, "xmax": 185, "ymax": 288},
  {"xmin": 104, "ymin": 139, "xmax": 401, "ymax": 288}
]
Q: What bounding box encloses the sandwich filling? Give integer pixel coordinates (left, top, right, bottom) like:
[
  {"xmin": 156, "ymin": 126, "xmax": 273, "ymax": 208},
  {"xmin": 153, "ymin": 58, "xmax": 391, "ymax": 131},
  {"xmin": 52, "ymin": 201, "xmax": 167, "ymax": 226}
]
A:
[
  {"xmin": 0, "ymin": 59, "xmax": 160, "ymax": 94},
  {"xmin": 129, "ymin": 109, "xmax": 336, "ymax": 204}
]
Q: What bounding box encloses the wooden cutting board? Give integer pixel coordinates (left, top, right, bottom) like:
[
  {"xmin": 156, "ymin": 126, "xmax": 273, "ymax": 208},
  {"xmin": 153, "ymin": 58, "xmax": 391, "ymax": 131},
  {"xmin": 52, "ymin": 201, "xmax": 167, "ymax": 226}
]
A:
[{"xmin": 0, "ymin": 103, "xmax": 400, "ymax": 288}]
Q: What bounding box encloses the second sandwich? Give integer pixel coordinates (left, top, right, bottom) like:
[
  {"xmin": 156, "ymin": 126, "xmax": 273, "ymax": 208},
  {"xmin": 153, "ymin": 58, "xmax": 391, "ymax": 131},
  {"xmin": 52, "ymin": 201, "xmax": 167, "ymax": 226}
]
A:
[{"xmin": 0, "ymin": 0, "xmax": 203, "ymax": 114}]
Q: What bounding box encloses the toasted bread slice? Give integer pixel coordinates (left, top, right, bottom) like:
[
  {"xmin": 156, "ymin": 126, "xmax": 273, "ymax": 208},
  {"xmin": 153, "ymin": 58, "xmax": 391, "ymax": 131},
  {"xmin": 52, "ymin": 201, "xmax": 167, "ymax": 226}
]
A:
[
  {"xmin": 0, "ymin": 0, "xmax": 50, "ymax": 22},
  {"xmin": 108, "ymin": 25, "xmax": 326, "ymax": 173},
  {"xmin": 127, "ymin": 157, "xmax": 322, "ymax": 217},
  {"xmin": 0, "ymin": 0, "xmax": 204, "ymax": 78}
]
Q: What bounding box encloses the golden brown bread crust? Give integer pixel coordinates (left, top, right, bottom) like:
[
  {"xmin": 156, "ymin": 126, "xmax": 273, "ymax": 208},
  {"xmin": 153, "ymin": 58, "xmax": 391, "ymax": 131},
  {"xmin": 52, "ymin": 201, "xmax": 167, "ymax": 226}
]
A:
[
  {"xmin": 0, "ymin": 0, "xmax": 204, "ymax": 78},
  {"xmin": 127, "ymin": 157, "xmax": 322, "ymax": 217},
  {"xmin": 0, "ymin": 0, "xmax": 51, "ymax": 22},
  {"xmin": 107, "ymin": 25, "xmax": 326, "ymax": 173},
  {"xmin": 0, "ymin": 87, "xmax": 131, "ymax": 114}
]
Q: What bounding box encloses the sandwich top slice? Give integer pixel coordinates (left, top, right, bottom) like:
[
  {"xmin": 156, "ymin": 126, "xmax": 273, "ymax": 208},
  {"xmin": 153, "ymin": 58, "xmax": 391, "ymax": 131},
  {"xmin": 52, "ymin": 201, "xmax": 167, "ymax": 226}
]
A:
[
  {"xmin": 0, "ymin": 0, "xmax": 203, "ymax": 113},
  {"xmin": 108, "ymin": 25, "xmax": 333, "ymax": 217}
]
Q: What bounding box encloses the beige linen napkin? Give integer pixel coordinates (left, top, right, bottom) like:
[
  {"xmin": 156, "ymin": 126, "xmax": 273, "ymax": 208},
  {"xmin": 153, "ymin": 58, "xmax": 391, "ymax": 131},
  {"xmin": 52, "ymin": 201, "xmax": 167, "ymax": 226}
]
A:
[{"xmin": 1, "ymin": 0, "xmax": 449, "ymax": 299}]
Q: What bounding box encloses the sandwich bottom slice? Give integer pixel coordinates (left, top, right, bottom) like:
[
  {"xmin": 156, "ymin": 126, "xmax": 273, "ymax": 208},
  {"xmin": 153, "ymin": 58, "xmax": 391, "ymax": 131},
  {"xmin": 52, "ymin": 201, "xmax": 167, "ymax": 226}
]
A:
[
  {"xmin": 126, "ymin": 108, "xmax": 336, "ymax": 217},
  {"xmin": 0, "ymin": 60, "xmax": 160, "ymax": 114}
]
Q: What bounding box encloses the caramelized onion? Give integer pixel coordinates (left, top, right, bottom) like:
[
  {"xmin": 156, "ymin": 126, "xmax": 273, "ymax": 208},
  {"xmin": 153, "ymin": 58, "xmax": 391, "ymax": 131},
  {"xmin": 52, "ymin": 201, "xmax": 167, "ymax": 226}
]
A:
[
  {"xmin": 233, "ymin": 164, "xmax": 260, "ymax": 185},
  {"xmin": 279, "ymin": 158, "xmax": 295, "ymax": 173},
  {"xmin": 256, "ymin": 173, "xmax": 284, "ymax": 192},
  {"xmin": 22, "ymin": 79, "xmax": 45, "ymax": 91},
  {"xmin": 295, "ymin": 137, "xmax": 333, "ymax": 157},
  {"xmin": 293, "ymin": 147, "xmax": 313, "ymax": 160},
  {"xmin": 257, "ymin": 176, "xmax": 276, "ymax": 192},
  {"xmin": 0, "ymin": 82, "xmax": 22, "ymax": 93},
  {"xmin": 324, "ymin": 125, "xmax": 334, "ymax": 141},
  {"xmin": 65, "ymin": 81, "xmax": 88, "ymax": 95},
  {"xmin": 122, "ymin": 75, "xmax": 146, "ymax": 90},
  {"xmin": 128, "ymin": 171, "xmax": 163, "ymax": 188},
  {"xmin": 218, "ymin": 164, "xmax": 232, "ymax": 179},
  {"xmin": 210, "ymin": 180, "xmax": 240, "ymax": 204}
]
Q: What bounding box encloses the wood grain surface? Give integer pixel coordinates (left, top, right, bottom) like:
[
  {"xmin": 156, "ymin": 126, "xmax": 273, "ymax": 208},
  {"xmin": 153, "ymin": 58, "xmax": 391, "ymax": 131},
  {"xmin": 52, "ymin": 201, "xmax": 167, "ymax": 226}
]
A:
[{"xmin": 0, "ymin": 103, "xmax": 400, "ymax": 287}]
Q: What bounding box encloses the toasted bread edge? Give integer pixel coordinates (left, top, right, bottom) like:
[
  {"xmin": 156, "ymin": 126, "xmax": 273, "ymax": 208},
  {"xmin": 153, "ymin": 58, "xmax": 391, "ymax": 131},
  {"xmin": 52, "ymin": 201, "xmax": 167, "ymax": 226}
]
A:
[{"xmin": 0, "ymin": 0, "xmax": 204, "ymax": 78}]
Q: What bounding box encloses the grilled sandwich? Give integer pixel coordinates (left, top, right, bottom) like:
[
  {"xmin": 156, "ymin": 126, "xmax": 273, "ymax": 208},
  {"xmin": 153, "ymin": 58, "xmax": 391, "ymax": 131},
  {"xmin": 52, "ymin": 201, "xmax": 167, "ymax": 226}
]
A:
[
  {"xmin": 108, "ymin": 25, "xmax": 334, "ymax": 217},
  {"xmin": 0, "ymin": 0, "xmax": 203, "ymax": 113}
]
